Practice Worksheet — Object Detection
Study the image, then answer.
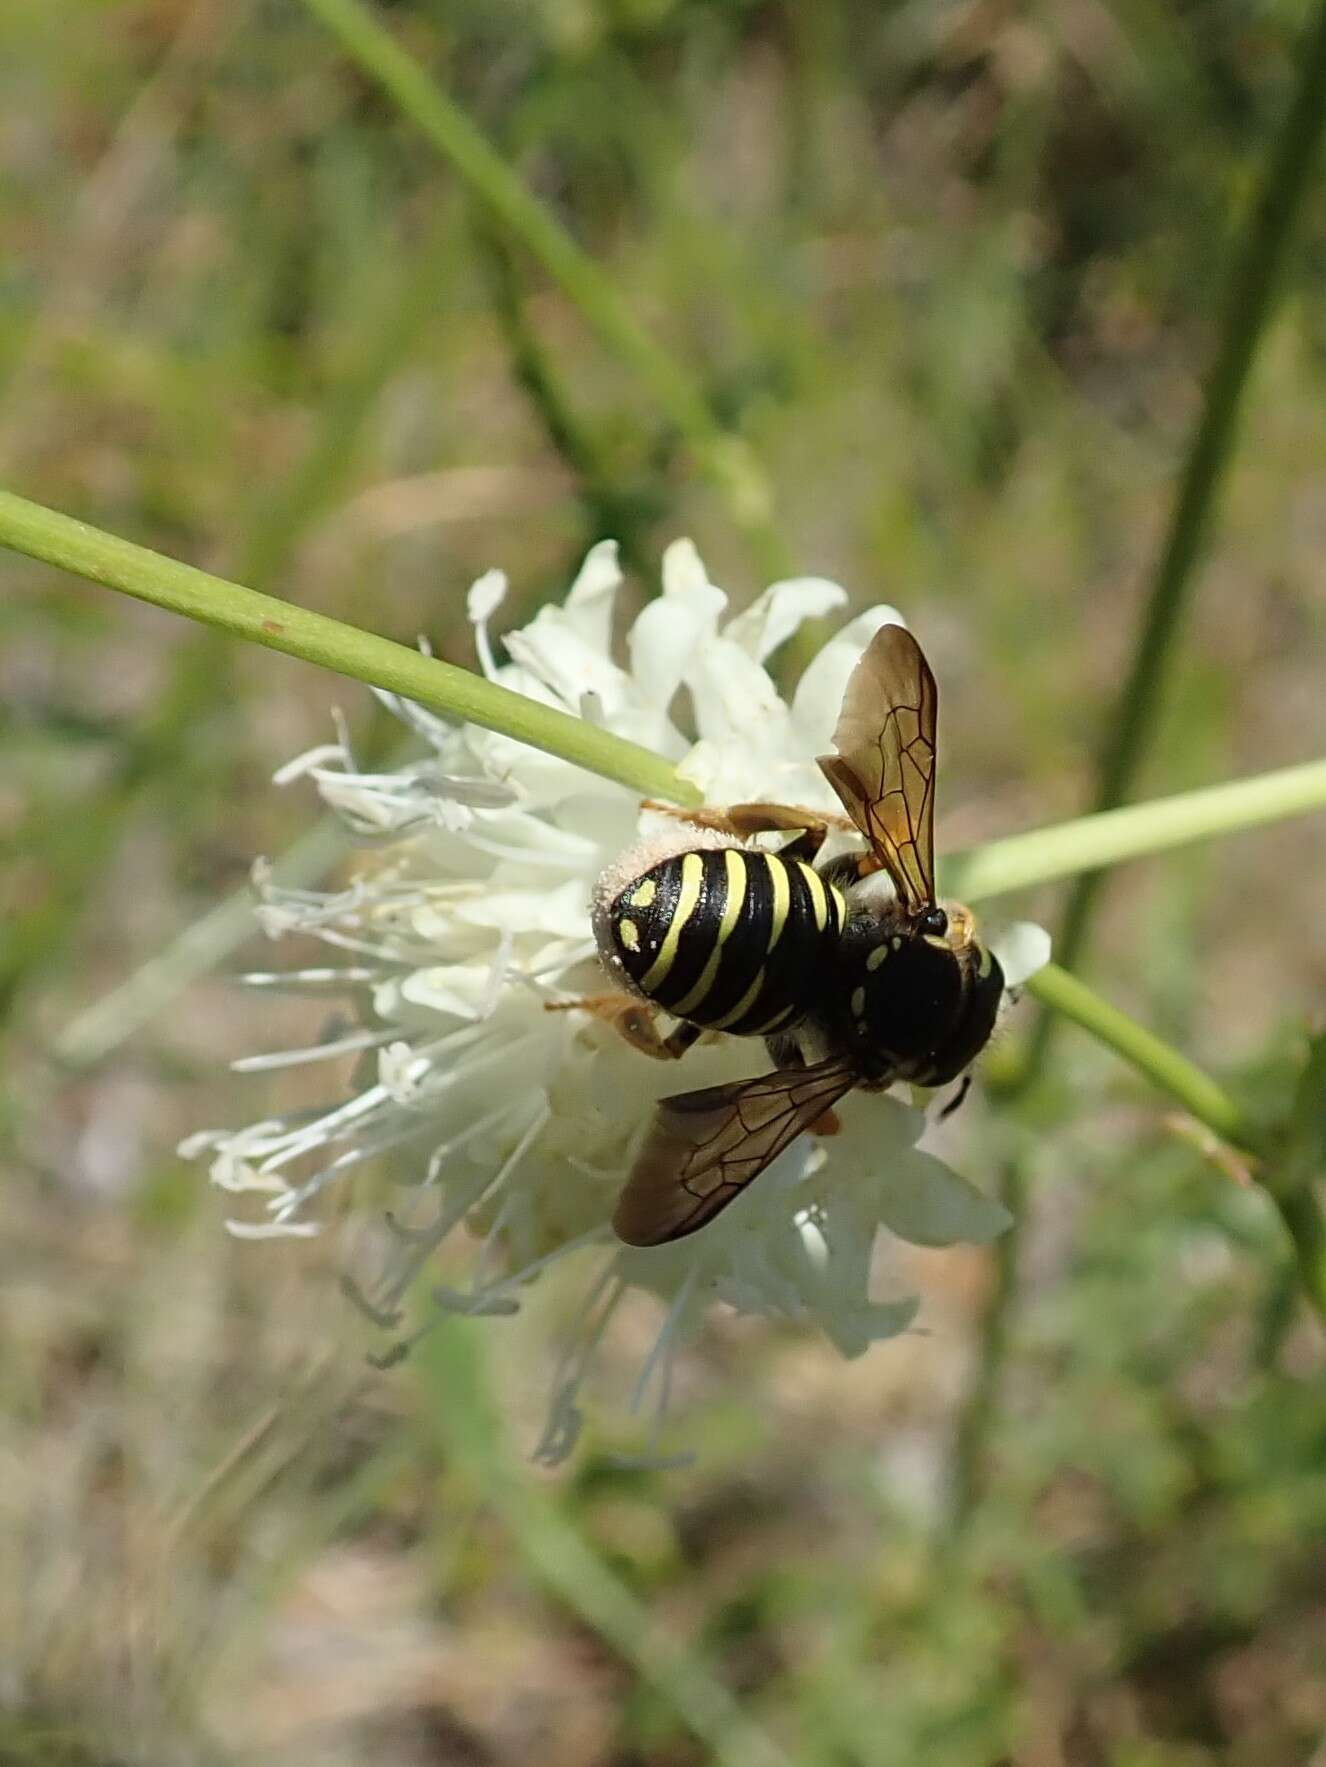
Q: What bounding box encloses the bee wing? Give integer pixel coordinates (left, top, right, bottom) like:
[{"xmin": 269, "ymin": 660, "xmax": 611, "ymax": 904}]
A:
[
  {"xmin": 817, "ymin": 622, "xmax": 938, "ymax": 912},
  {"xmin": 613, "ymin": 1059, "xmax": 856, "ymax": 1247}
]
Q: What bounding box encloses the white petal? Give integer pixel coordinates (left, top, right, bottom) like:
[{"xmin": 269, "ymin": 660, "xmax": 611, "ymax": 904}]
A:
[
  {"xmin": 561, "ymin": 539, "xmax": 622, "ymax": 652},
  {"xmin": 722, "ymin": 576, "xmax": 848, "ymax": 662},
  {"xmin": 627, "ymin": 585, "xmax": 726, "ymax": 710},
  {"xmin": 992, "ymin": 920, "xmax": 1053, "ymax": 988},
  {"xmin": 660, "ymin": 537, "xmax": 723, "ymax": 605},
  {"xmin": 791, "ymin": 604, "xmax": 907, "ymax": 749},
  {"xmin": 505, "ymin": 617, "xmax": 632, "ymax": 719},
  {"xmin": 454, "ymin": 879, "xmax": 590, "ymax": 939},
  {"xmin": 678, "ymin": 740, "xmax": 832, "ymax": 809},
  {"xmin": 818, "ymin": 1294, "xmax": 920, "ymax": 1360},
  {"xmin": 874, "ymin": 1149, "xmax": 1012, "ymax": 1247},
  {"xmin": 686, "ymin": 638, "xmax": 791, "ymax": 748},
  {"xmin": 399, "ymin": 963, "xmax": 506, "ymax": 1019}
]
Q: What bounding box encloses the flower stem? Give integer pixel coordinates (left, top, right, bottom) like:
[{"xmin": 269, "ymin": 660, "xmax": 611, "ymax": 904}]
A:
[
  {"xmin": 10, "ymin": 484, "xmax": 1326, "ymax": 893},
  {"xmin": 0, "ymin": 489, "xmax": 699, "ymax": 807},
  {"xmin": 1009, "ymin": 968, "xmax": 1326, "ymax": 1330},
  {"xmin": 1021, "ymin": 965, "xmax": 1251, "ymax": 1150},
  {"xmin": 953, "ymin": 5, "xmax": 1326, "ymax": 1518},
  {"xmin": 1044, "ymin": 0, "xmax": 1326, "ymax": 991},
  {"xmin": 941, "ymin": 756, "xmax": 1326, "ymax": 902},
  {"xmin": 296, "ymin": 0, "xmax": 786, "ymax": 575},
  {"xmin": 1276, "ymin": 1192, "xmax": 1326, "ymax": 1326}
]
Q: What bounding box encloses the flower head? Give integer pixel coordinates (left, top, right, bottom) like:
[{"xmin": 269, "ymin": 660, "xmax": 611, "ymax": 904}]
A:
[{"xmin": 182, "ymin": 540, "xmax": 1049, "ymax": 1463}]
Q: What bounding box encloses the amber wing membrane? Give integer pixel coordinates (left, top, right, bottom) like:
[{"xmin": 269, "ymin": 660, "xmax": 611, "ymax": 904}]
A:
[
  {"xmin": 817, "ymin": 623, "xmax": 938, "ymax": 912},
  {"xmin": 612, "ymin": 1060, "xmax": 856, "ymax": 1246}
]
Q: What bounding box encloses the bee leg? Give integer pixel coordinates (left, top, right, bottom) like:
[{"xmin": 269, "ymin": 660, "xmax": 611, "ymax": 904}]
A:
[
  {"xmin": 661, "ymin": 1020, "xmax": 703, "ymax": 1059},
  {"xmin": 938, "ymin": 1074, "xmax": 972, "ymax": 1121},
  {"xmin": 774, "ymin": 824, "xmax": 829, "ymax": 864},
  {"xmin": 640, "ymin": 799, "xmax": 851, "ymax": 862},
  {"xmin": 545, "ymin": 992, "xmax": 694, "ymax": 1061}
]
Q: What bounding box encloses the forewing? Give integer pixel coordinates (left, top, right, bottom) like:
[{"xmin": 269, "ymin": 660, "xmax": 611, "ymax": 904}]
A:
[
  {"xmin": 817, "ymin": 623, "xmax": 938, "ymax": 911},
  {"xmin": 613, "ymin": 1060, "xmax": 856, "ymax": 1247}
]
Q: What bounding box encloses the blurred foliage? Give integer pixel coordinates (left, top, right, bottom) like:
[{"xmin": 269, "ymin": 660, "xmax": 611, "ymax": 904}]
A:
[{"xmin": 2, "ymin": 0, "xmax": 1326, "ymax": 1763}]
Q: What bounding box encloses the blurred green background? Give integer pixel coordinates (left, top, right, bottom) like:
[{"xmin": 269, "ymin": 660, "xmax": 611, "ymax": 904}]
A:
[{"xmin": 3, "ymin": 1, "xmax": 1326, "ymax": 1762}]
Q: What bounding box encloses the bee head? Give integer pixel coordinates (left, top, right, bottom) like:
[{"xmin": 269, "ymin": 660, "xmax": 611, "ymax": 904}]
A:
[{"xmin": 920, "ymin": 899, "xmax": 998, "ymax": 983}]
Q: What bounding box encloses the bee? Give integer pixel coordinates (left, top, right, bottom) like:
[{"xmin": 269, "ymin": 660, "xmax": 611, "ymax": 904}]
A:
[{"xmin": 591, "ymin": 622, "xmax": 1004, "ymax": 1246}]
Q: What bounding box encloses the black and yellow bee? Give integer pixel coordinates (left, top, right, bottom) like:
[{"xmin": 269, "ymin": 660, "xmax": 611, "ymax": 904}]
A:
[{"xmin": 592, "ymin": 623, "xmax": 1004, "ymax": 1246}]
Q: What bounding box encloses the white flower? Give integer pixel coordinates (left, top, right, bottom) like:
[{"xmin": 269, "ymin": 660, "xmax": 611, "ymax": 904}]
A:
[{"xmin": 181, "ymin": 540, "xmax": 1049, "ymax": 1464}]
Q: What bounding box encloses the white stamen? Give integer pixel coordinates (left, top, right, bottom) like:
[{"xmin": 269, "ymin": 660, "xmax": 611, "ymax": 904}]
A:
[
  {"xmin": 225, "ymin": 1218, "xmax": 322, "ymax": 1240},
  {"xmin": 231, "ymin": 1028, "xmax": 395, "ymax": 1073}
]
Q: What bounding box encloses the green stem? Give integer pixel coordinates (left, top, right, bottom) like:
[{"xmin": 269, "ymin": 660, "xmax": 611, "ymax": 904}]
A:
[
  {"xmin": 942, "ymin": 756, "xmax": 1326, "ymax": 901},
  {"xmin": 52, "ymin": 814, "xmax": 351, "ymax": 1069},
  {"xmin": 0, "ymin": 489, "xmax": 699, "ymax": 806},
  {"xmin": 473, "ymin": 218, "xmax": 664, "ymax": 579},
  {"xmin": 947, "ymin": 1153, "xmax": 1025, "ymax": 1531},
  {"xmin": 1002, "ymin": 969, "xmax": 1326, "ymax": 1328},
  {"xmin": 953, "ymin": 6, "xmax": 1326, "ymax": 1492},
  {"xmin": 1275, "ymin": 1191, "xmax": 1326, "ymax": 1325},
  {"xmin": 296, "ymin": 0, "xmax": 784, "ymax": 571},
  {"xmin": 1048, "ymin": 0, "xmax": 1326, "ymax": 988},
  {"xmin": 10, "ymin": 490, "xmax": 1326, "ymax": 897},
  {"xmin": 417, "ymin": 1321, "xmax": 804, "ymax": 1767},
  {"xmin": 1022, "ymin": 964, "xmax": 1251, "ymax": 1149}
]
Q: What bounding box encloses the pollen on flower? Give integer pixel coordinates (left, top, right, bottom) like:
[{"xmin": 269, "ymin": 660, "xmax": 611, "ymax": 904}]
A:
[{"xmin": 182, "ymin": 539, "xmax": 1048, "ymax": 1463}]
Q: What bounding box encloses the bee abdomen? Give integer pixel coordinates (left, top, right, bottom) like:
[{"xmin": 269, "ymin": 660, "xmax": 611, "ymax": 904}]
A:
[{"xmin": 606, "ymin": 847, "xmax": 844, "ymax": 1037}]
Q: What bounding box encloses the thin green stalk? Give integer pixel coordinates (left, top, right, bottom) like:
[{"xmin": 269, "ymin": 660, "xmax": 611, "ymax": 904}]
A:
[
  {"xmin": 948, "ymin": 1155, "xmax": 1024, "ymax": 1531},
  {"xmin": 474, "ymin": 218, "xmax": 665, "ymax": 579},
  {"xmin": 1023, "ymin": 965, "xmax": 1326, "ymax": 1327},
  {"xmin": 12, "ymin": 490, "xmax": 1326, "ymax": 895},
  {"xmin": 1276, "ymin": 1190, "xmax": 1326, "ymax": 1323},
  {"xmin": 417, "ymin": 1321, "xmax": 805, "ymax": 1767},
  {"xmin": 0, "ymin": 630, "xmax": 228, "ymax": 1019},
  {"xmin": 0, "ymin": 247, "xmax": 451, "ymax": 1026},
  {"xmin": 954, "ymin": 3, "xmax": 1326, "ymax": 1523},
  {"xmin": 296, "ymin": 0, "xmax": 786, "ymax": 573},
  {"xmin": 1022, "ymin": 964, "xmax": 1251, "ymax": 1150},
  {"xmin": 0, "ymin": 489, "xmax": 698, "ymax": 805},
  {"xmin": 941, "ymin": 756, "xmax": 1326, "ymax": 901},
  {"xmin": 1045, "ymin": 0, "xmax": 1326, "ymax": 994},
  {"xmin": 53, "ymin": 815, "xmax": 350, "ymax": 1069}
]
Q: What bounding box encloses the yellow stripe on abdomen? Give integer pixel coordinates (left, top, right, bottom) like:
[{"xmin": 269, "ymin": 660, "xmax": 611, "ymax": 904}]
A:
[
  {"xmin": 708, "ymin": 967, "xmax": 767, "ymax": 1031},
  {"xmin": 639, "ymin": 851, "xmax": 705, "ymax": 992},
  {"xmin": 718, "ymin": 848, "xmax": 748, "ymax": 949},
  {"xmin": 764, "ymin": 854, "xmax": 791, "ymax": 953},
  {"xmin": 800, "ymin": 862, "xmax": 829, "ymax": 931},
  {"xmin": 670, "ymin": 848, "xmax": 748, "ymax": 1017}
]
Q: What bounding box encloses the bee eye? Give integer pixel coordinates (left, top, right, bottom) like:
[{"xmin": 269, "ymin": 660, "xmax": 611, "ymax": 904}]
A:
[{"xmin": 919, "ymin": 907, "xmax": 948, "ymax": 937}]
